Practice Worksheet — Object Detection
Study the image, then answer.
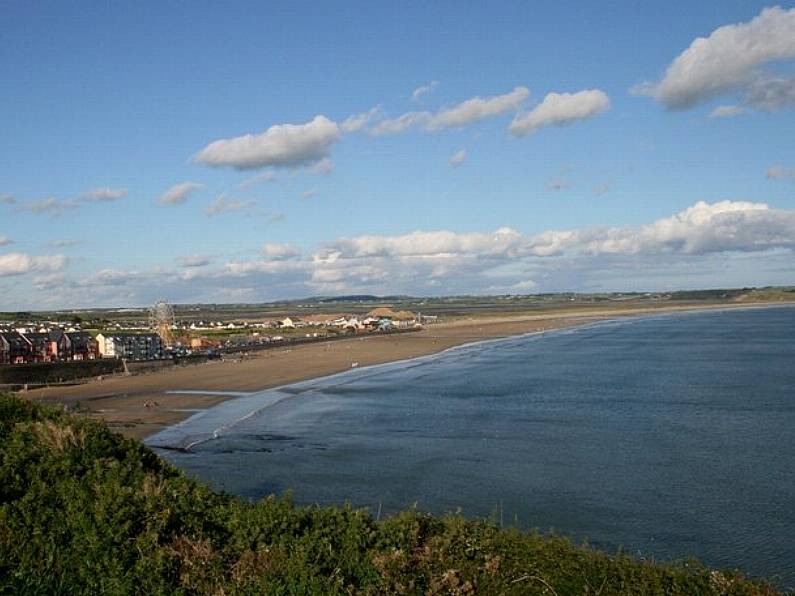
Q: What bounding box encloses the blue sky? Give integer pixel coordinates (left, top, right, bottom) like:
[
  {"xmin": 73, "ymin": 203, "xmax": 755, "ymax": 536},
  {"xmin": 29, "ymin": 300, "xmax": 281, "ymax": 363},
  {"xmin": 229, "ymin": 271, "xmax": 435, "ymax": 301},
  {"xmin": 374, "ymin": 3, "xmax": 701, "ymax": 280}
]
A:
[{"xmin": 1, "ymin": 1, "xmax": 794, "ymax": 309}]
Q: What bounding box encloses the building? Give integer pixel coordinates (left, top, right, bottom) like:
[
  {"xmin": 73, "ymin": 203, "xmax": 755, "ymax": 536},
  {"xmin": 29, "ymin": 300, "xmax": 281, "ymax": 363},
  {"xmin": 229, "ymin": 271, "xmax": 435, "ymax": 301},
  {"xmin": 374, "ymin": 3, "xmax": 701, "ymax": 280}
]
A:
[
  {"xmin": 95, "ymin": 333, "xmax": 164, "ymax": 361},
  {"xmin": 0, "ymin": 334, "xmax": 9, "ymax": 364},
  {"xmin": 0, "ymin": 332, "xmax": 32, "ymax": 364},
  {"xmin": 22, "ymin": 332, "xmax": 54, "ymax": 362},
  {"xmin": 65, "ymin": 332, "xmax": 99, "ymax": 361}
]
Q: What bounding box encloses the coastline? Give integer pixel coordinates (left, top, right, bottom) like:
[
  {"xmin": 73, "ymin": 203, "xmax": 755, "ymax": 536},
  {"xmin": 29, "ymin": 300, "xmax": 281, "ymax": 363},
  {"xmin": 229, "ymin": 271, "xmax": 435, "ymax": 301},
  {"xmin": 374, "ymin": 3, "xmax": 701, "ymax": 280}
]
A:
[{"xmin": 25, "ymin": 301, "xmax": 794, "ymax": 440}]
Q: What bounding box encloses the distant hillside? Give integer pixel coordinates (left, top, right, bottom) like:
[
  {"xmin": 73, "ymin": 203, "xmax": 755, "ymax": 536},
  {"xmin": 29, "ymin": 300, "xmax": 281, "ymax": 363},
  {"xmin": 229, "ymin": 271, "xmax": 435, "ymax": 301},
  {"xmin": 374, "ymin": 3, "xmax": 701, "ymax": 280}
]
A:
[{"xmin": 0, "ymin": 393, "xmax": 782, "ymax": 594}]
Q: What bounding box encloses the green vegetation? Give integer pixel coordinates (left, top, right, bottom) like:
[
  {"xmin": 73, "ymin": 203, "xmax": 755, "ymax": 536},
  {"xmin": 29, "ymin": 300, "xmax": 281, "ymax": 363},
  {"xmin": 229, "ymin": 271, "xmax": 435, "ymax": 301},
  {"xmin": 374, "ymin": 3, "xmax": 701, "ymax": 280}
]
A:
[{"xmin": 0, "ymin": 393, "xmax": 783, "ymax": 595}]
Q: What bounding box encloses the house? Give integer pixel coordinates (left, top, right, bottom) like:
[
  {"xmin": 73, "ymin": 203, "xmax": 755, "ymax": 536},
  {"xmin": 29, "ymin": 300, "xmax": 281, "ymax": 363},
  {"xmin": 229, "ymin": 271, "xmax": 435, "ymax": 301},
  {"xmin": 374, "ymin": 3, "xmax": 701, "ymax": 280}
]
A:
[
  {"xmin": 0, "ymin": 332, "xmax": 32, "ymax": 364},
  {"xmin": 365, "ymin": 308, "xmax": 417, "ymax": 328},
  {"xmin": 48, "ymin": 329, "xmax": 71, "ymax": 360},
  {"xmin": 95, "ymin": 333, "xmax": 164, "ymax": 361},
  {"xmin": 280, "ymin": 317, "xmax": 296, "ymax": 329},
  {"xmin": 65, "ymin": 332, "xmax": 99, "ymax": 361},
  {"xmin": 22, "ymin": 332, "xmax": 54, "ymax": 362}
]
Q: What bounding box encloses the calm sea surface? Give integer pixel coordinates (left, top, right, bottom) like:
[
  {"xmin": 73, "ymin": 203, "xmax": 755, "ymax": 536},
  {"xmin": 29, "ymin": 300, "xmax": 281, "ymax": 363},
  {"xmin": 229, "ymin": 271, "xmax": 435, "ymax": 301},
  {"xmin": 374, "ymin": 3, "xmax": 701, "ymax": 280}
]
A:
[{"xmin": 150, "ymin": 306, "xmax": 795, "ymax": 587}]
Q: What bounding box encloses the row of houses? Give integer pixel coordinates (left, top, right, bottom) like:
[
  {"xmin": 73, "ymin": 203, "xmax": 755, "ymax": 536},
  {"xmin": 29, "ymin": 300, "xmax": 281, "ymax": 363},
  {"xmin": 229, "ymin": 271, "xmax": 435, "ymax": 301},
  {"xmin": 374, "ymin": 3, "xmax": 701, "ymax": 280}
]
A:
[
  {"xmin": 0, "ymin": 329, "xmax": 166, "ymax": 365},
  {"xmin": 0, "ymin": 330, "xmax": 99, "ymax": 364}
]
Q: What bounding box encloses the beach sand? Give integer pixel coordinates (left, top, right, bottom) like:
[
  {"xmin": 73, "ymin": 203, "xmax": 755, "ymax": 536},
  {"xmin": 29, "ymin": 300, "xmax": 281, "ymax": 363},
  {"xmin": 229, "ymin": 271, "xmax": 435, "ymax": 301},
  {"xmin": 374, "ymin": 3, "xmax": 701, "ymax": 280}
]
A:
[{"xmin": 24, "ymin": 302, "xmax": 788, "ymax": 439}]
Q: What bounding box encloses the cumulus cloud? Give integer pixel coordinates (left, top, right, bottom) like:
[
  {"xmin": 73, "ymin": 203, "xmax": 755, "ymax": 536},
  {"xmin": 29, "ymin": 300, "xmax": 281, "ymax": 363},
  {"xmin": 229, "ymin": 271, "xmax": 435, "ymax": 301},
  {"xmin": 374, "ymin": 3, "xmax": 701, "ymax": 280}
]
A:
[
  {"xmin": 204, "ymin": 195, "xmax": 254, "ymax": 216},
  {"xmin": 744, "ymin": 74, "xmax": 795, "ymax": 110},
  {"xmin": 26, "ymin": 200, "xmax": 795, "ymax": 305},
  {"xmin": 509, "ymin": 89, "xmax": 610, "ymax": 136},
  {"xmin": 0, "ymin": 253, "xmax": 67, "ymax": 277},
  {"xmin": 709, "ymin": 105, "xmax": 746, "ymax": 118},
  {"xmin": 635, "ymin": 6, "xmax": 795, "ymax": 110},
  {"xmin": 196, "ymin": 115, "xmax": 341, "ymax": 170},
  {"xmin": 428, "ymin": 86, "xmax": 530, "ymax": 130},
  {"xmin": 341, "ymin": 107, "xmax": 380, "ymax": 133},
  {"xmin": 0, "ymin": 194, "xmax": 16, "ymax": 205},
  {"xmin": 412, "ymin": 80, "xmax": 439, "ymax": 102},
  {"xmin": 157, "ymin": 181, "xmax": 203, "ymax": 205},
  {"xmin": 178, "ymin": 254, "xmax": 212, "ymax": 268},
  {"xmin": 449, "ymin": 149, "xmax": 467, "ymax": 167},
  {"xmin": 263, "ymin": 243, "xmax": 301, "ymax": 260},
  {"xmin": 527, "ymin": 200, "xmax": 795, "ymax": 257},
  {"xmin": 0, "ymin": 236, "xmax": 12, "ymax": 247},
  {"xmin": 79, "ymin": 187, "xmax": 128, "ymax": 203},
  {"xmin": 370, "ymin": 87, "xmax": 529, "ymax": 135}
]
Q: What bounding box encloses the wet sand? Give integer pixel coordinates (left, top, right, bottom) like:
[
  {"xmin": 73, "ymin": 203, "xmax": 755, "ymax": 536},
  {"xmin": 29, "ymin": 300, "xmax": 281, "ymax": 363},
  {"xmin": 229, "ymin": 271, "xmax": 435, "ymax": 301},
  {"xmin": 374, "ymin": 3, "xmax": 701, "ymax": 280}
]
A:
[{"xmin": 23, "ymin": 303, "xmax": 790, "ymax": 439}]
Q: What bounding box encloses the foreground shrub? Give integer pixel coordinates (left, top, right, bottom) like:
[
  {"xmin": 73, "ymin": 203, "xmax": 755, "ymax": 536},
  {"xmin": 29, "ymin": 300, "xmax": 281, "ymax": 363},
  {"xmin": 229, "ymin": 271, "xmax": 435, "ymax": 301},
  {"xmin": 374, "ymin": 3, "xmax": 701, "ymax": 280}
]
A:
[{"xmin": 0, "ymin": 393, "xmax": 784, "ymax": 594}]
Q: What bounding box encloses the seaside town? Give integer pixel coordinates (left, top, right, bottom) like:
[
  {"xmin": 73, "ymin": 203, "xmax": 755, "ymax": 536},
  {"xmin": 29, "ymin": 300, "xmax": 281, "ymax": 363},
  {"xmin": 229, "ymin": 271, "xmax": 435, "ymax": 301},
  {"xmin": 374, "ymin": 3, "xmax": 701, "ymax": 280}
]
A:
[{"xmin": 0, "ymin": 303, "xmax": 431, "ymax": 365}]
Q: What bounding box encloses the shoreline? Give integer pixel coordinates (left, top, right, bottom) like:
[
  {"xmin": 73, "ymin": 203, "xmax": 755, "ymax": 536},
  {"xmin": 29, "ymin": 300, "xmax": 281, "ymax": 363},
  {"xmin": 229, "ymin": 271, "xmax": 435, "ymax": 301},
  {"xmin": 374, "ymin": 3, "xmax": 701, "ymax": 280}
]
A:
[{"xmin": 25, "ymin": 301, "xmax": 795, "ymax": 440}]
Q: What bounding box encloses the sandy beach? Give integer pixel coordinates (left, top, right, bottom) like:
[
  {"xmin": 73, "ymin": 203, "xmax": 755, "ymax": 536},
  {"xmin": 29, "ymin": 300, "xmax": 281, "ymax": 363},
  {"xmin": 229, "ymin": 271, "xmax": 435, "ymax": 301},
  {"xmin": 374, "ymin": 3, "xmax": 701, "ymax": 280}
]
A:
[{"xmin": 23, "ymin": 303, "xmax": 790, "ymax": 439}]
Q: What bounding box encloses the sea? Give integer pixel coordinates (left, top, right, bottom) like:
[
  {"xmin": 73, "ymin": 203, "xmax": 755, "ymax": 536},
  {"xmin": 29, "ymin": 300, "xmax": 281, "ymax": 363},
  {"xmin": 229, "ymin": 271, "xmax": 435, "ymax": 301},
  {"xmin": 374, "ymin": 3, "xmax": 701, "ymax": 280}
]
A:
[{"xmin": 148, "ymin": 306, "xmax": 795, "ymax": 588}]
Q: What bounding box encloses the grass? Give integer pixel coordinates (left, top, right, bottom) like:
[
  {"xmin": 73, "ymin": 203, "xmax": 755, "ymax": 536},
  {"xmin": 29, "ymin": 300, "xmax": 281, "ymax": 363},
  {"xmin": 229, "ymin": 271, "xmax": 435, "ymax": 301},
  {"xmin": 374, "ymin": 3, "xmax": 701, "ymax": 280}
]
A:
[{"xmin": 0, "ymin": 392, "xmax": 785, "ymax": 595}]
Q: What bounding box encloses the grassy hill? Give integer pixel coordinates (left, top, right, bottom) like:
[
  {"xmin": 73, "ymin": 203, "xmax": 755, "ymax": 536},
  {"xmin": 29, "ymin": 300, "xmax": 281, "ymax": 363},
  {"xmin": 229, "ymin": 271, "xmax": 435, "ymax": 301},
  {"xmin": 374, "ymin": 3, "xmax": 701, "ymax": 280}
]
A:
[{"xmin": 0, "ymin": 392, "xmax": 783, "ymax": 595}]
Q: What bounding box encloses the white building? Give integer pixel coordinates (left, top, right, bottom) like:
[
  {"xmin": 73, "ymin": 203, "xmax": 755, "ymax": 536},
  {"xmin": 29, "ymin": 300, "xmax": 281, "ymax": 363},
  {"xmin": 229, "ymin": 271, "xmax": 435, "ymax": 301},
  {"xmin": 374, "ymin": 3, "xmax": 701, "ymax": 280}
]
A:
[{"xmin": 96, "ymin": 333, "xmax": 164, "ymax": 360}]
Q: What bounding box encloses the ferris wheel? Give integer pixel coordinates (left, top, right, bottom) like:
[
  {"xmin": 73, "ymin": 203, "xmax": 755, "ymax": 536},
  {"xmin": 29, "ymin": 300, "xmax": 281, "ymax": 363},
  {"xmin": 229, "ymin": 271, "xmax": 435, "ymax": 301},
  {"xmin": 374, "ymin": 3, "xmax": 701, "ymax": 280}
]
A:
[{"xmin": 149, "ymin": 299, "xmax": 175, "ymax": 347}]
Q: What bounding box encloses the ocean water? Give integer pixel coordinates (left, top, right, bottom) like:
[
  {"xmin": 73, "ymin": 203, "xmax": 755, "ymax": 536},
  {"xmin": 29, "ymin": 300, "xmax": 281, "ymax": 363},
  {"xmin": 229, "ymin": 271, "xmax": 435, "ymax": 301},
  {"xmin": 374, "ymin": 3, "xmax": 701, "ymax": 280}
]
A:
[{"xmin": 149, "ymin": 306, "xmax": 795, "ymax": 587}]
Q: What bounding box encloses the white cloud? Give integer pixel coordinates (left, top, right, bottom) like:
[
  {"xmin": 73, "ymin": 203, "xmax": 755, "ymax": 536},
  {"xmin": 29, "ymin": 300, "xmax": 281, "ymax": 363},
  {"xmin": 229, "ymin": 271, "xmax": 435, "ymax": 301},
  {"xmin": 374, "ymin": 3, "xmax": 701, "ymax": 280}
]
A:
[
  {"xmin": 744, "ymin": 74, "xmax": 795, "ymax": 110},
  {"xmin": 237, "ymin": 172, "xmax": 276, "ymax": 190},
  {"xmin": 196, "ymin": 115, "xmax": 341, "ymax": 170},
  {"xmin": 427, "ymin": 86, "xmax": 529, "ymax": 131},
  {"xmin": 178, "ymin": 254, "xmax": 212, "ymax": 268},
  {"xmin": 449, "ymin": 149, "xmax": 467, "ymax": 167},
  {"xmin": 325, "ymin": 227, "xmax": 526, "ymax": 260},
  {"xmin": 79, "ymin": 187, "xmax": 128, "ymax": 202},
  {"xmin": 636, "ymin": 6, "xmax": 795, "ymax": 109},
  {"xmin": 301, "ymin": 188, "xmax": 318, "ymax": 200},
  {"xmin": 369, "ymin": 112, "xmax": 430, "ymax": 136},
  {"xmin": 370, "ymin": 86, "xmax": 529, "ymax": 135},
  {"xmin": 263, "ymin": 242, "xmax": 301, "ymax": 260},
  {"xmin": 411, "ymin": 80, "xmax": 439, "ymax": 102},
  {"xmin": 33, "ymin": 273, "xmax": 66, "ymax": 290},
  {"xmin": 766, "ymin": 164, "xmax": 795, "ymax": 179},
  {"xmin": 311, "ymin": 157, "xmax": 334, "ymax": 175},
  {"xmin": 0, "ymin": 194, "xmax": 16, "ymax": 205},
  {"xmin": 0, "ymin": 253, "xmax": 67, "ymax": 277},
  {"xmin": 157, "ymin": 181, "xmax": 203, "ymax": 205},
  {"xmin": 529, "ymin": 200, "xmax": 795, "ymax": 257},
  {"xmin": 509, "ymin": 89, "xmax": 610, "ymax": 136},
  {"xmin": 16, "ymin": 197, "xmax": 78, "ymax": 216},
  {"xmin": 709, "ymin": 105, "xmax": 746, "ymax": 118},
  {"xmin": 28, "ymin": 200, "xmax": 795, "ymax": 305},
  {"xmin": 512, "ymin": 279, "xmax": 537, "ymax": 291},
  {"xmin": 0, "ymin": 236, "xmax": 12, "ymax": 247},
  {"xmin": 204, "ymin": 195, "xmax": 254, "ymax": 216},
  {"xmin": 341, "ymin": 107, "xmax": 380, "ymax": 133}
]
